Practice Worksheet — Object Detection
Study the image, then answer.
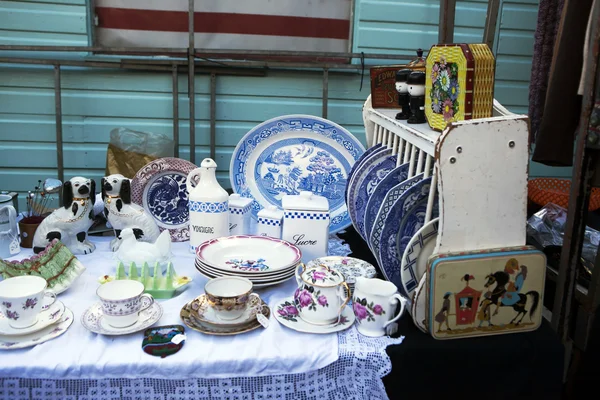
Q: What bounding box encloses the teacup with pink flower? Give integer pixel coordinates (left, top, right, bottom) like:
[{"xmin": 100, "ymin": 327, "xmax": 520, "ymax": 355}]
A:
[
  {"xmin": 294, "ymin": 263, "xmax": 350, "ymax": 325},
  {"xmin": 352, "ymin": 277, "xmax": 406, "ymax": 337}
]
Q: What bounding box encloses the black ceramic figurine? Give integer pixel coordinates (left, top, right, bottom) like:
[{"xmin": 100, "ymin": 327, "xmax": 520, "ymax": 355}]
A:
[
  {"xmin": 395, "ymin": 69, "xmax": 412, "ymax": 120},
  {"xmin": 407, "ymin": 71, "xmax": 426, "ymax": 124}
]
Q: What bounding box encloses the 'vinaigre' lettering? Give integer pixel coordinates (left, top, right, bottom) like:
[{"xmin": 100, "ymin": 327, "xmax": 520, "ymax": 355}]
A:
[{"xmin": 192, "ymin": 225, "xmax": 214, "ymax": 234}]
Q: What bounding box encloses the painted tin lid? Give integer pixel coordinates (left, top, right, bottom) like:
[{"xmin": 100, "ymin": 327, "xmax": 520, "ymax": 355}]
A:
[
  {"xmin": 257, "ymin": 205, "xmax": 283, "ymax": 221},
  {"xmin": 229, "ymin": 193, "xmax": 253, "ymax": 210},
  {"xmin": 282, "ymin": 191, "xmax": 328, "ymax": 212},
  {"xmin": 299, "ymin": 263, "xmax": 344, "ymax": 287}
]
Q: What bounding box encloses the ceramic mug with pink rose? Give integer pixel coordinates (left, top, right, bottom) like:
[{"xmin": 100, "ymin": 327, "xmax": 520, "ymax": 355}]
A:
[
  {"xmin": 294, "ymin": 263, "xmax": 350, "ymax": 325},
  {"xmin": 352, "ymin": 277, "xmax": 406, "ymax": 337}
]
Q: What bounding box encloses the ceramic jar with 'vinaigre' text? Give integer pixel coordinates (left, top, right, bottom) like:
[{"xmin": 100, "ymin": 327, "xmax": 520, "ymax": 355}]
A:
[{"xmin": 281, "ymin": 191, "xmax": 329, "ymax": 263}]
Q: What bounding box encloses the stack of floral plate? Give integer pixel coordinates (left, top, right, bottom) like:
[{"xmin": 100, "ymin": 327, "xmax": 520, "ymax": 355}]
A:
[
  {"xmin": 194, "ymin": 235, "xmax": 302, "ymax": 288},
  {"xmin": 180, "ymin": 294, "xmax": 270, "ymax": 335},
  {"xmin": 0, "ymin": 298, "xmax": 74, "ymax": 350}
]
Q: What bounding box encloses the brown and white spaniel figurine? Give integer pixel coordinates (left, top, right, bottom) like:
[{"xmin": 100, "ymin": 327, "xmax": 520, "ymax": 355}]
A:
[
  {"xmin": 101, "ymin": 174, "xmax": 161, "ymax": 251},
  {"xmin": 33, "ymin": 176, "xmax": 96, "ymax": 255}
]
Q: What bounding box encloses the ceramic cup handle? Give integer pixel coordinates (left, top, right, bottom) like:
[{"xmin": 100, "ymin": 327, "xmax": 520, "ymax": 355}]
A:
[
  {"xmin": 186, "ymin": 168, "xmax": 203, "ymax": 194},
  {"xmin": 248, "ymin": 293, "xmax": 267, "ymax": 313},
  {"xmin": 383, "ymin": 294, "xmax": 407, "ymax": 328},
  {"xmin": 138, "ymin": 294, "xmax": 154, "ymax": 313},
  {"xmin": 336, "ymin": 282, "xmax": 351, "ymax": 322},
  {"xmin": 41, "ymin": 291, "xmax": 57, "ymax": 311},
  {"xmin": 295, "ymin": 263, "xmax": 305, "ymax": 287}
]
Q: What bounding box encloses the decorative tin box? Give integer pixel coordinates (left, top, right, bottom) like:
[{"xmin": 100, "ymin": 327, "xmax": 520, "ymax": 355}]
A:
[
  {"xmin": 281, "ymin": 191, "xmax": 329, "ymax": 263},
  {"xmin": 425, "ymin": 43, "xmax": 495, "ymax": 131},
  {"xmin": 228, "ymin": 193, "xmax": 253, "ymax": 235},
  {"xmin": 426, "ymin": 246, "xmax": 545, "ymax": 340},
  {"xmin": 257, "ymin": 205, "xmax": 284, "ymax": 239},
  {"xmin": 370, "ymin": 49, "xmax": 427, "ymax": 108}
]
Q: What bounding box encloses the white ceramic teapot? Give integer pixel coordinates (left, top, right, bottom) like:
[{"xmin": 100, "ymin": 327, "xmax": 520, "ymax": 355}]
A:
[
  {"xmin": 0, "ymin": 194, "xmax": 19, "ymax": 258},
  {"xmin": 294, "ymin": 263, "xmax": 350, "ymax": 325},
  {"xmin": 186, "ymin": 158, "xmax": 229, "ymax": 253},
  {"xmin": 352, "ymin": 277, "xmax": 406, "ymax": 337}
]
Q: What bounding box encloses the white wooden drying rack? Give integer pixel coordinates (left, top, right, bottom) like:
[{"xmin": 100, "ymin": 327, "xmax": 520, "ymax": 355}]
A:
[{"xmin": 362, "ymin": 95, "xmax": 530, "ymax": 256}]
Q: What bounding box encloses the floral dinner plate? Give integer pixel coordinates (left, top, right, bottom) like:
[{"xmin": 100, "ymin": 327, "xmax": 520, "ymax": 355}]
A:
[
  {"xmin": 196, "ymin": 235, "xmax": 302, "ymax": 273},
  {"xmin": 274, "ymin": 297, "xmax": 355, "ymax": 334},
  {"xmin": 131, "ymin": 157, "xmax": 198, "ymax": 242},
  {"xmin": 230, "ymin": 115, "xmax": 366, "ymax": 234}
]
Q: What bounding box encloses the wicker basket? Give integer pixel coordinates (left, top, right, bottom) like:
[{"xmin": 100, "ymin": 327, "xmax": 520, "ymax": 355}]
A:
[{"xmin": 528, "ymin": 178, "xmax": 600, "ymax": 211}]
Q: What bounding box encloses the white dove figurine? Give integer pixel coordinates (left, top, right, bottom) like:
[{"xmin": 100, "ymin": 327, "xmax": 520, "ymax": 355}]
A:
[{"xmin": 116, "ymin": 228, "xmax": 172, "ymax": 266}]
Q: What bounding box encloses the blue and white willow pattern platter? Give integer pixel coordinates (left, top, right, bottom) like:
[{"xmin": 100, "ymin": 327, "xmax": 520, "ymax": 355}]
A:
[{"xmin": 230, "ymin": 115, "xmax": 366, "ymax": 234}]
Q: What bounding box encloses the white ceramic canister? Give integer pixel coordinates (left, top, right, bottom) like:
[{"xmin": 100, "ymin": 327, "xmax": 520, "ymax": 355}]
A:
[
  {"xmin": 281, "ymin": 191, "xmax": 329, "ymax": 263},
  {"xmin": 228, "ymin": 194, "xmax": 253, "ymax": 235},
  {"xmin": 257, "ymin": 205, "xmax": 284, "ymax": 239},
  {"xmin": 186, "ymin": 158, "xmax": 229, "ymax": 253}
]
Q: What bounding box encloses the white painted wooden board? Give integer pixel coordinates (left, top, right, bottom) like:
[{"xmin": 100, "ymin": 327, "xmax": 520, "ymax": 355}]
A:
[{"xmin": 433, "ymin": 115, "xmax": 529, "ymax": 254}]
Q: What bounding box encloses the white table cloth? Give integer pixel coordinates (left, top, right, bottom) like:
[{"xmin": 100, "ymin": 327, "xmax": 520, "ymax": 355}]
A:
[{"xmin": 0, "ymin": 236, "xmax": 404, "ymax": 400}]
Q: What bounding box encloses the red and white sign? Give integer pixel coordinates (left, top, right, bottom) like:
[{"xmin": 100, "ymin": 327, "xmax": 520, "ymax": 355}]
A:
[{"xmin": 94, "ymin": 0, "xmax": 352, "ymax": 53}]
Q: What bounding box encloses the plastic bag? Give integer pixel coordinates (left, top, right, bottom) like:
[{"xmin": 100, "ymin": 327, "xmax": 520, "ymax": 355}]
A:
[
  {"xmin": 105, "ymin": 128, "xmax": 174, "ymax": 178},
  {"xmin": 526, "ymin": 203, "xmax": 600, "ymax": 264}
]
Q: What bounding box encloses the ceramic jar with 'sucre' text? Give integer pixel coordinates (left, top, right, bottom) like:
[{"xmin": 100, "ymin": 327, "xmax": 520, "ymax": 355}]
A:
[{"xmin": 282, "ymin": 191, "xmax": 329, "ymax": 263}]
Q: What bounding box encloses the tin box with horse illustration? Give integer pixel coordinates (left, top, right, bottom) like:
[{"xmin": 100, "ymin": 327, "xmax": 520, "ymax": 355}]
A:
[
  {"xmin": 426, "ymin": 246, "xmax": 545, "ymax": 340},
  {"xmin": 425, "ymin": 43, "xmax": 495, "ymax": 131}
]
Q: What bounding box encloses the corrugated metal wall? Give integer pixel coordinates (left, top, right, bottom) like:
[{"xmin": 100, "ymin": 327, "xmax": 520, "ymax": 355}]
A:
[{"xmin": 0, "ymin": 0, "xmax": 562, "ymax": 211}]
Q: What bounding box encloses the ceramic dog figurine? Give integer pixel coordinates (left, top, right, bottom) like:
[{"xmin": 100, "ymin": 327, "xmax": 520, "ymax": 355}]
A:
[
  {"xmin": 33, "ymin": 177, "xmax": 96, "ymax": 255},
  {"xmin": 101, "ymin": 174, "xmax": 160, "ymax": 251}
]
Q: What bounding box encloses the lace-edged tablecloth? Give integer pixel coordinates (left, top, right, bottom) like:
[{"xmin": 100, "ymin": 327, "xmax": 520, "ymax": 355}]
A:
[{"xmin": 0, "ymin": 235, "xmax": 404, "ymax": 400}]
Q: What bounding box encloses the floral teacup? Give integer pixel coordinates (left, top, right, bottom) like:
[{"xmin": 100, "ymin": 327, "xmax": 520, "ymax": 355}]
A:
[
  {"xmin": 352, "ymin": 277, "xmax": 406, "ymax": 337},
  {"xmin": 0, "ymin": 275, "xmax": 57, "ymax": 329},
  {"xmin": 294, "ymin": 263, "xmax": 350, "ymax": 325},
  {"xmin": 97, "ymin": 280, "xmax": 154, "ymax": 328}
]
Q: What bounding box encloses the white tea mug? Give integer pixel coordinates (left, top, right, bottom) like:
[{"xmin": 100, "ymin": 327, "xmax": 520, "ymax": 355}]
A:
[
  {"xmin": 204, "ymin": 276, "xmax": 260, "ymax": 321},
  {"xmin": 97, "ymin": 280, "xmax": 154, "ymax": 328},
  {"xmin": 0, "ymin": 275, "xmax": 56, "ymax": 329},
  {"xmin": 352, "ymin": 277, "xmax": 406, "ymax": 337}
]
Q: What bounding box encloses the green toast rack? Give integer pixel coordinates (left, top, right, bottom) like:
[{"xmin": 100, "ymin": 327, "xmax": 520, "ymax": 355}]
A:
[{"xmin": 99, "ymin": 262, "xmax": 192, "ymax": 299}]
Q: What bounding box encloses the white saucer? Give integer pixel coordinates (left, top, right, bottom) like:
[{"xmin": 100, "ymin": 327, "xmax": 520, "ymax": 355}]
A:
[
  {"xmin": 0, "ymin": 308, "xmax": 74, "ymax": 350},
  {"xmin": 0, "ymin": 299, "xmax": 65, "ymax": 336},
  {"xmin": 190, "ymin": 294, "xmax": 268, "ymax": 327},
  {"xmin": 274, "ymin": 297, "xmax": 355, "ymax": 334},
  {"xmin": 81, "ymin": 302, "xmax": 163, "ymax": 336}
]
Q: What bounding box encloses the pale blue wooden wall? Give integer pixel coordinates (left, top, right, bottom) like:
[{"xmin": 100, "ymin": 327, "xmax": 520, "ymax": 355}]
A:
[{"xmin": 0, "ymin": 0, "xmax": 564, "ymax": 211}]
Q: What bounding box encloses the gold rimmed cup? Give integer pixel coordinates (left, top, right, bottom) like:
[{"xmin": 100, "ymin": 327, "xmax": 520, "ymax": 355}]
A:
[{"xmin": 204, "ymin": 276, "xmax": 260, "ymax": 321}]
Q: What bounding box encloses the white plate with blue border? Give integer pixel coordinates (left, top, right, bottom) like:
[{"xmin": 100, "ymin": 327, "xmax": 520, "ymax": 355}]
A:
[
  {"xmin": 401, "ymin": 218, "xmax": 439, "ymax": 299},
  {"xmin": 230, "ymin": 115, "xmax": 365, "ymax": 233}
]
